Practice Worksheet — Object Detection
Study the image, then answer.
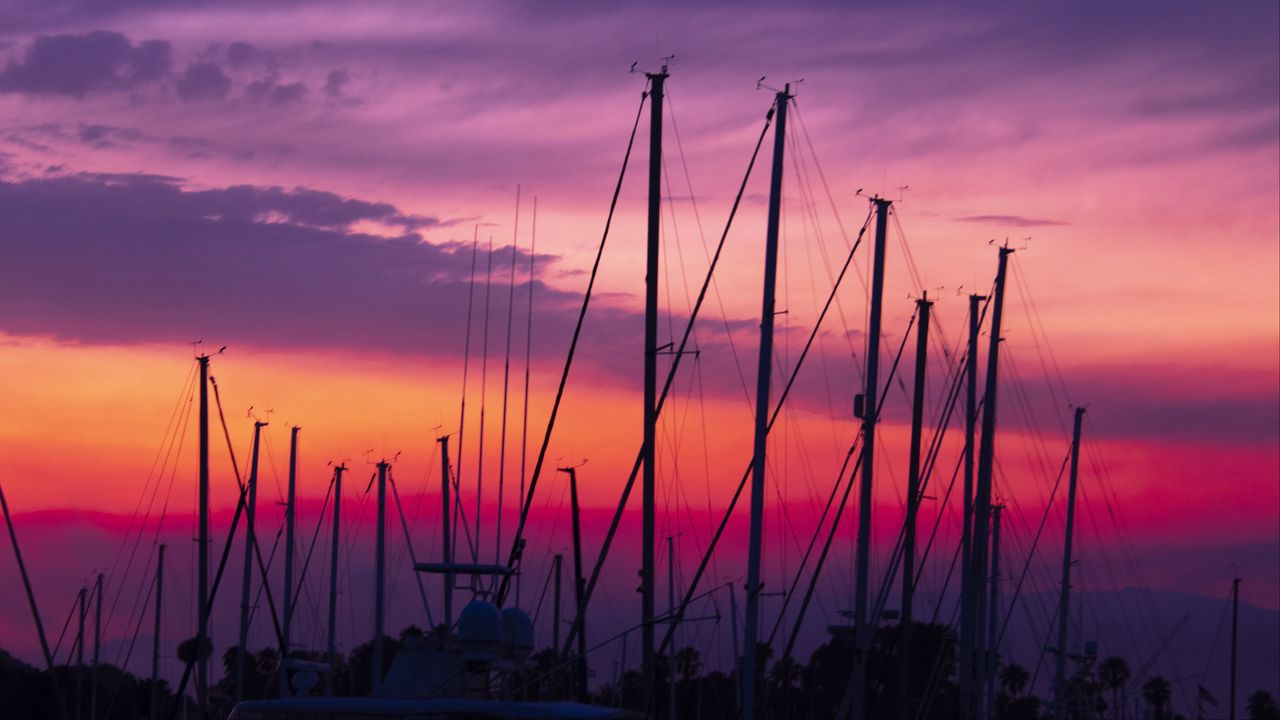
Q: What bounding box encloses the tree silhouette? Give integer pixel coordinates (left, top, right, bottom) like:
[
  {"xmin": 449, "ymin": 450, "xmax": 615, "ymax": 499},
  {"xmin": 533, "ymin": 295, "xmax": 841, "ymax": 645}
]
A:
[
  {"xmin": 1248, "ymin": 690, "xmax": 1280, "ymax": 720},
  {"xmin": 1098, "ymin": 656, "xmax": 1130, "ymax": 719},
  {"xmin": 1000, "ymin": 663, "xmax": 1030, "ymax": 697},
  {"xmin": 1142, "ymin": 675, "xmax": 1172, "ymax": 719}
]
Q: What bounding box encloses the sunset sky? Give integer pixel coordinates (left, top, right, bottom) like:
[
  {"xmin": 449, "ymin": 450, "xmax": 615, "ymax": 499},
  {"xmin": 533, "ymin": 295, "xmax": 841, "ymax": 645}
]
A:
[{"xmin": 0, "ymin": 0, "xmax": 1276, "ymax": 703}]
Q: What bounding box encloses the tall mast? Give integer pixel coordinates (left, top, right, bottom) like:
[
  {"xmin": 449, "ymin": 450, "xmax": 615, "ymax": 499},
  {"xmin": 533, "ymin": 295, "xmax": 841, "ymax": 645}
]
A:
[
  {"xmin": 373, "ymin": 460, "xmax": 389, "ymax": 696},
  {"xmin": 0, "ymin": 473, "xmax": 66, "ymax": 719},
  {"xmin": 899, "ymin": 293, "xmax": 931, "ymax": 718},
  {"xmin": 325, "ymin": 464, "xmax": 345, "ymax": 696},
  {"xmin": 235, "ymin": 420, "xmax": 265, "ymax": 703},
  {"xmin": 552, "ymin": 553, "xmax": 563, "ymax": 660},
  {"xmin": 730, "ymin": 583, "xmax": 741, "ymax": 711},
  {"xmin": 560, "ymin": 466, "xmax": 588, "ymax": 700},
  {"xmin": 497, "ymin": 186, "xmax": 521, "ymax": 566},
  {"xmin": 91, "ymin": 572, "xmax": 102, "ymax": 720},
  {"xmin": 641, "ymin": 63, "xmax": 667, "ymax": 711},
  {"xmin": 1231, "ymin": 577, "xmax": 1240, "ymax": 720},
  {"xmin": 849, "ymin": 196, "xmax": 892, "ymax": 720},
  {"xmin": 742, "ymin": 83, "xmax": 790, "ymax": 720},
  {"xmin": 476, "ymin": 231, "xmax": 495, "ymax": 564},
  {"xmin": 668, "ymin": 535, "xmax": 678, "ymax": 720},
  {"xmin": 77, "ymin": 586, "xmax": 85, "ymax": 720},
  {"xmin": 438, "ymin": 438, "xmax": 453, "ymax": 658},
  {"xmin": 971, "ymin": 246, "xmax": 1011, "ymax": 716},
  {"xmin": 282, "ymin": 426, "xmax": 300, "ymax": 687},
  {"xmin": 1052, "ymin": 406, "xmax": 1085, "ymax": 719},
  {"xmin": 151, "ymin": 544, "xmax": 165, "ymax": 720},
  {"xmin": 196, "ymin": 353, "xmax": 210, "ymax": 715},
  {"xmin": 985, "ymin": 503, "xmax": 1003, "ymax": 720},
  {"xmin": 959, "ymin": 292, "xmax": 984, "ymax": 711},
  {"xmin": 517, "ymin": 196, "xmax": 537, "ymax": 607}
]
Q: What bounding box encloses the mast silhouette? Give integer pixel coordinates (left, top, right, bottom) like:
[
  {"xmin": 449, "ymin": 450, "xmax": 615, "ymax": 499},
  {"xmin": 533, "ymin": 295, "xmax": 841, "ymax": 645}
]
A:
[
  {"xmin": 552, "ymin": 553, "xmax": 563, "ymax": 658},
  {"xmin": 281, "ymin": 426, "xmax": 299, "ymax": 695},
  {"xmin": 196, "ymin": 353, "xmax": 210, "ymax": 715},
  {"xmin": 517, "ymin": 196, "xmax": 537, "ymax": 607},
  {"xmin": 743, "ymin": 82, "xmax": 789, "ymax": 720},
  {"xmin": 235, "ymin": 420, "xmax": 265, "ymax": 703},
  {"xmin": 373, "ymin": 460, "xmax": 389, "ymax": 696},
  {"xmin": 91, "ymin": 572, "xmax": 101, "ymax": 720},
  {"xmin": 1231, "ymin": 576, "xmax": 1241, "ymax": 720},
  {"xmin": 641, "ymin": 63, "xmax": 667, "ymax": 711},
  {"xmin": 438, "ymin": 437, "xmax": 453, "ymax": 659},
  {"xmin": 325, "ymin": 463, "xmax": 345, "ymax": 696},
  {"xmin": 971, "ymin": 246, "xmax": 1011, "ymax": 716},
  {"xmin": 899, "ymin": 292, "xmax": 931, "ymax": 718},
  {"xmin": 848, "ymin": 196, "xmax": 892, "ymax": 720},
  {"xmin": 985, "ymin": 503, "xmax": 1003, "ymax": 720},
  {"xmin": 959, "ymin": 292, "xmax": 984, "ymax": 711},
  {"xmin": 1052, "ymin": 406, "xmax": 1085, "ymax": 719},
  {"xmin": 150, "ymin": 544, "xmax": 165, "ymax": 720},
  {"xmin": 498, "ymin": 187, "xmax": 521, "ymax": 567},
  {"xmin": 559, "ymin": 465, "xmax": 588, "ymax": 700},
  {"xmin": 1, "ymin": 472, "xmax": 67, "ymax": 718},
  {"xmin": 77, "ymin": 586, "xmax": 85, "ymax": 720}
]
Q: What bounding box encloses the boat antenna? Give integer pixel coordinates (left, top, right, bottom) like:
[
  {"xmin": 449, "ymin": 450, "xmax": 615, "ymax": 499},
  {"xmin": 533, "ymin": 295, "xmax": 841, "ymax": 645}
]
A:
[
  {"xmin": 516, "ymin": 195, "xmax": 537, "ymax": 606},
  {"xmin": 496, "ymin": 185, "xmax": 521, "ymax": 571},
  {"xmin": 475, "ymin": 232, "xmax": 495, "ymax": 564}
]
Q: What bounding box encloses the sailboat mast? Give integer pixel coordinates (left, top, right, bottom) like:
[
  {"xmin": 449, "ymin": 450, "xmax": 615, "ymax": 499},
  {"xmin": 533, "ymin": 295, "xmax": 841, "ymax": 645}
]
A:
[
  {"xmin": 1052, "ymin": 406, "xmax": 1085, "ymax": 719},
  {"xmin": 438, "ymin": 438, "xmax": 453, "ymax": 658},
  {"xmin": 91, "ymin": 572, "xmax": 101, "ymax": 720},
  {"xmin": 373, "ymin": 460, "xmax": 389, "ymax": 697},
  {"xmin": 972, "ymin": 246, "xmax": 1011, "ymax": 716},
  {"xmin": 282, "ymin": 426, "xmax": 299, "ymax": 680},
  {"xmin": 150, "ymin": 544, "xmax": 165, "ymax": 720},
  {"xmin": 985, "ymin": 503, "xmax": 1003, "ymax": 720},
  {"xmin": 743, "ymin": 83, "xmax": 790, "ymax": 720},
  {"xmin": 899, "ymin": 293, "xmax": 931, "ymax": 718},
  {"xmin": 235, "ymin": 420, "xmax": 265, "ymax": 703},
  {"xmin": 668, "ymin": 535, "xmax": 677, "ymax": 720},
  {"xmin": 498, "ymin": 187, "xmax": 521, "ymax": 566},
  {"xmin": 1231, "ymin": 576, "xmax": 1240, "ymax": 719},
  {"xmin": 517, "ymin": 196, "xmax": 537, "ymax": 607},
  {"xmin": 325, "ymin": 464, "xmax": 345, "ymax": 696},
  {"xmin": 561, "ymin": 466, "xmax": 588, "ymax": 700},
  {"xmin": 641, "ymin": 64, "xmax": 667, "ymax": 711},
  {"xmin": 552, "ymin": 553, "xmax": 563, "ymax": 656},
  {"xmin": 77, "ymin": 586, "xmax": 85, "ymax": 720},
  {"xmin": 959, "ymin": 292, "xmax": 984, "ymax": 711},
  {"xmin": 849, "ymin": 196, "xmax": 892, "ymax": 720},
  {"xmin": 196, "ymin": 353, "xmax": 210, "ymax": 715}
]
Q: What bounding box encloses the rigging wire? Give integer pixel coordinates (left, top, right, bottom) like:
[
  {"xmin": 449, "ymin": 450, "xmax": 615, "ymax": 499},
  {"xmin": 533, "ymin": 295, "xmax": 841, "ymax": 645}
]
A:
[
  {"xmin": 517, "ymin": 195, "xmax": 537, "ymax": 606},
  {"xmin": 497, "ymin": 80, "xmax": 651, "ymax": 606},
  {"xmin": 496, "ymin": 186, "xmax": 521, "ymax": 568},
  {"xmin": 476, "ymin": 231, "xmax": 495, "ymax": 565}
]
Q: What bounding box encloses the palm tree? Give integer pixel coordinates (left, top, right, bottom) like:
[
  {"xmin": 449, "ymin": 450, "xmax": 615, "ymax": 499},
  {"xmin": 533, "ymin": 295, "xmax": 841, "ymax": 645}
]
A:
[
  {"xmin": 1248, "ymin": 690, "xmax": 1280, "ymax": 720},
  {"xmin": 1000, "ymin": 663, "xmax": 1030, "ymax": 697},
  {"xmin": 1098, "ymin": 656, "xmax": 1130, "ymax": 719},
  {"xmin": 1141, "ymin": 675, "xmax": 1172, "ymax": 719}
]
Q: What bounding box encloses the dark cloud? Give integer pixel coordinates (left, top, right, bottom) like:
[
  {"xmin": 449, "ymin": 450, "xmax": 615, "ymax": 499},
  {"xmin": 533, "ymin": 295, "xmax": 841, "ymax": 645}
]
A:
[
  {"xmin": 176, "ymin": 62, "xmax": 231, "ymax": 101},
  {"xmin": 246, "ymin": 74, "xmax": 306, "ymax": 105},
  {"xmin": 323, "ymin": 69, "xmax": 349, "ymax": 98},
  {"xmin": 955, "ymin": 215, "xmax": 1069, "ymax": 228},
  {"xmin": 226, "ymin": 41, "xmax": 257, "ymax": 68},
  {"xmin": 0, "ymin": 172, "xmax": 580, "ymax": 360},
  {"xmin": 0, "ymin": 31, "xmax": 171, "ymax": 97},
  {"xmin": 77, "ymin": 123, "xmax": 146, "ymax": 148}
]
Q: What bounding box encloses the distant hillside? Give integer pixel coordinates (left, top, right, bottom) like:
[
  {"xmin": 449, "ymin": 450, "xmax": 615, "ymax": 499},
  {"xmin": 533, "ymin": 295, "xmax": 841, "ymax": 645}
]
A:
[{"xmin": 999, "ymin": 586, "xmax": 1279, "ymax": 716}]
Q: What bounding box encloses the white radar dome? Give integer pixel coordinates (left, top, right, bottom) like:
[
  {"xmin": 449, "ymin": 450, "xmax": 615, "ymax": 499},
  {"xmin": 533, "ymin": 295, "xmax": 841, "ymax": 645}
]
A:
[
  {"xmin": 457, "ymin": 599, "xmax": 503, "ymax": 660},
  {"xmin": 501, "ymin": 607, "xmax": 535, "ymax": 659}
]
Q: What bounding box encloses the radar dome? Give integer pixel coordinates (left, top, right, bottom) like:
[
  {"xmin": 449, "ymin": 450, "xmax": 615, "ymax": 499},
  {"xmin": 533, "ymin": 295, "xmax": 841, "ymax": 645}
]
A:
[
  {"xmin": 457, "ymin": 599, "xmax": 503, "ymax": 660},
  {"xmin": 501, "ymin": 607, "xmax": 535, "ymax": 659}
]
